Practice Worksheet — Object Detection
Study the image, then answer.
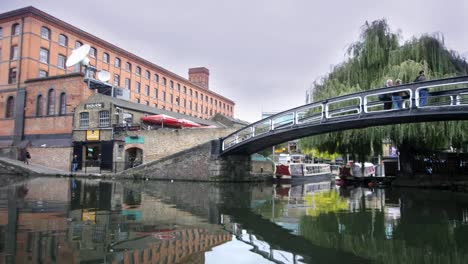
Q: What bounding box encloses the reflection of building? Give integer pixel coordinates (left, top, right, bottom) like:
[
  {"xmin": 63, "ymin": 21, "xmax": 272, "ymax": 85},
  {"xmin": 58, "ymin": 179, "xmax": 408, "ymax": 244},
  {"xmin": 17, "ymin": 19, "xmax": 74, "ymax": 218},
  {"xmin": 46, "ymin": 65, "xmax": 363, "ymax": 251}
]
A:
[{"xmin": 0, "ymin": 178, "xmax": 231, "ymax": 263}]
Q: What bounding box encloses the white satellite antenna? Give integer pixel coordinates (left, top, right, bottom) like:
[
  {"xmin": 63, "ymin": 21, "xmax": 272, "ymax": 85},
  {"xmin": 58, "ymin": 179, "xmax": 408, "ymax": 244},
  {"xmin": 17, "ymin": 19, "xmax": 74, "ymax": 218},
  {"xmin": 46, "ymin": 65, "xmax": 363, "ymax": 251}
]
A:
[
  {"xmin": 97, "ymin": 70, "xmax": 111, "ymax": 82},
  {"xmin": 66, "ymin": 44, "xmax": 91, "ymax": 67}
]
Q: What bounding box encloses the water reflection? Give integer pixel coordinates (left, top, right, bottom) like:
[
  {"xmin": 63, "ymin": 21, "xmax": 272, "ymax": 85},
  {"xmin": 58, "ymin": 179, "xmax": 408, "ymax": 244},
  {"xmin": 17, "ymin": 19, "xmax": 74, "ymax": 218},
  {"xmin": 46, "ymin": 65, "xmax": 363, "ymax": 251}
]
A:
[{"xmin": 1, "ymin": 177, "xmax": 468, "ymax": 263}]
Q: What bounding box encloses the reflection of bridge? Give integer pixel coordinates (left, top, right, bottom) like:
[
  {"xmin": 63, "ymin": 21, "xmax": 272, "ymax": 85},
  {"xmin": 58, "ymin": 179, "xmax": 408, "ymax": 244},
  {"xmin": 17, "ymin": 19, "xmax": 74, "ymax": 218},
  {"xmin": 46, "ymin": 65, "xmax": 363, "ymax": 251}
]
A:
[{"xmin": 221, "ymin": 76, "xmax": 468, "ymax": 155}]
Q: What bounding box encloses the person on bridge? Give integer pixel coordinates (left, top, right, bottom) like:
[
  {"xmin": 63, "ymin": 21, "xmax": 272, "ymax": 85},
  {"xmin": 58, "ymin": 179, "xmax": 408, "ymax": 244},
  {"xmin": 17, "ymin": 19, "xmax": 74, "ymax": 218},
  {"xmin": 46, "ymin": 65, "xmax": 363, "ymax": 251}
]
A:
[
  {"xmin": 414, "ymin": 70, "xmax": 428, "ymax": 106},
  {"xmin": 379, "ymin": 79, "xmax": 393, "ymax": 110},
  {"xmin": 392, "ymin": 79, "xmax": 404, "ymax": 109}
]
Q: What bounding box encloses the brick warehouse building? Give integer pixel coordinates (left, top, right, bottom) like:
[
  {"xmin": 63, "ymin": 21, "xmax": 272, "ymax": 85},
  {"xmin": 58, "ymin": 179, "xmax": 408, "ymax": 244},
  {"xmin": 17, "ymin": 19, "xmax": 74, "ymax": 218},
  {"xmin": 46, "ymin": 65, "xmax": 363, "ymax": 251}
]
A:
[{"xmin": 0, "ymin": 6, "xmax": 235, "ymax": 166}]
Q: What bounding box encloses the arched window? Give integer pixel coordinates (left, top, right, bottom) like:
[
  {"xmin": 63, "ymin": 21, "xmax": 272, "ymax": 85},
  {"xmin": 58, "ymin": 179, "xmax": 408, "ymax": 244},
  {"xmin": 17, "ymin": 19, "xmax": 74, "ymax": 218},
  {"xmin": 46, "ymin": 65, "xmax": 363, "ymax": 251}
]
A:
[
  {"xmin": 75, "ymin": 41, "xmax": 82, "ymax": 48},
  {"xmin": 89, "ymin": 47, "xmax": 97, "ymax": 58},
  {"xmin": 102, "ymin": 52, "xmax": 109, "ymax": 63},
  {"xmin": 154, "ymin": 74, "xmax": 159, "ymax": 82},
  {"xmin": 59, "ymin": 93, "xmax": 66, "ymax": 115},
  {"xmin": 5, "ymin": 96, "xmax": 14, "ymax": 118},
  {"xmin": 0, "ymin": 27, "xmax": 3, "ymax": 38},
  {"xmin": 58, "ymin": 34, "xmax": 68, "ymax": 46},
  {"xmin": 47, "ymin": 89, "xmax": 55, "ymax": 115},
  {"xmin": 98, "ymin": 110, "xmax": 110, "ymax": 127},
  {"xmin": 79, "ymin": 112, "xmax": 89, "ymax": 128},
  {"xmin": 177, "ymin": 83, "xmax": 181, "ymax": 91},
  {"xmin": 12, "ymin": 23, "xmax": 20, "ymax": 36},
  {"xmin": 40, "ymin": 27, "xmax": 50, "ymax": 39},
  {"xmin": 162, "ymin": 77, "xmax": 167, "ymax": 86},
  {"xmin": 170, "ymin": 80, "xmax": 174, "ymax": 89},
  {"xmin": 145, "ymin": 70, "xmax": 150, "ymax": 79},
  {"xmin": 125, "ymin": 62, "xmax": 132, "ymax": 71},
  {"xmin": 114, "ymin": 57, "xmax": 121, "ymax": 67},
  {"xmin": 136, "ymin": 66, "xmax": 141, "ymax": 75},
  {"xmin": 36, "ymin": 94, "xmax": 44, "ymax": 116}
]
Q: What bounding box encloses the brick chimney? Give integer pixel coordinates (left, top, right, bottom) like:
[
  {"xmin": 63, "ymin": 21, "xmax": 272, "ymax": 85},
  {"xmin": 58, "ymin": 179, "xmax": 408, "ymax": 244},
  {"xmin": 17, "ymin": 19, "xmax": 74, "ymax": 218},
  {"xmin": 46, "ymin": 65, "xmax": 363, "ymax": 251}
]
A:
[{"xmin": 188, "ymin": 67, "xmax": 209, "ymax": 89}]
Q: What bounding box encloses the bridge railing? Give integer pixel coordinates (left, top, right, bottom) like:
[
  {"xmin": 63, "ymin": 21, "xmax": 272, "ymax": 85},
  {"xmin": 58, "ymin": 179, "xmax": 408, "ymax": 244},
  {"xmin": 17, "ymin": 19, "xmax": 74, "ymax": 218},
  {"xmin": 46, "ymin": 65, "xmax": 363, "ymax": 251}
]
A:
[{"xmin": 222, "ymin": 76, "xmax": 468, "ymax": 152}]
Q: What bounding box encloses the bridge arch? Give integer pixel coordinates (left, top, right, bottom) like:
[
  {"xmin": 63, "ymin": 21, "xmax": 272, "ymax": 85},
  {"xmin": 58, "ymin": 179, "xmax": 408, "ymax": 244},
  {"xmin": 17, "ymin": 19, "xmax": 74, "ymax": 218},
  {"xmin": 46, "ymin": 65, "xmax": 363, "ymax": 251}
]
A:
[{"xmin": 221, "ymin": 76, "xmax": 468, "ymax": 155}]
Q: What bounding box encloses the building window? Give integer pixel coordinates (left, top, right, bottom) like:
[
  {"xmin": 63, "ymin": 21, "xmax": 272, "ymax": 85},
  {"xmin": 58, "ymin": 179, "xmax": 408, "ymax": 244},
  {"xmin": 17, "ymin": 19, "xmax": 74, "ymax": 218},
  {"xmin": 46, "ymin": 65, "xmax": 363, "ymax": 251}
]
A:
[
  {"xmin": 36, "ymin": 94, "xmax": 44, "ymax": 116},
  {"xmin": 38, "ymin": 70, "xmax": 48, "ymax": 78},
  {"xmin": 162, "ymin": 77, "xmax": 167, "ymax": 86},
  {"xmin": 12, "ymin": 23, "xmax": 20, "ymax": 36},
  {"xmin": 40, "ymin": 27, "xmax": 50, "ymax": 39},
  {"xmin": 195, "ymin": 91, "xmax": 198, "ymax": 98},
  {"xmin": 58, "ymin": 34, "xmax": 68, "ymax": 46},
  {"xmin": 102, "ymin": 52, "xmax": 109, "ymax": 63},
  {"xmin": 144, "ymin": 85, "xmax": 149, "ymax": 96},
  {"xmin": 154, "ymin": 88, "xmax": 158, "ymax": 98},
  {"xmin": 183, "ymin": 86, "xmax": 187, "ymax": 93},
  {"xmin": 59, "ymin": 93, "xmax": 66, "ymax": 115},
  {"xmin": 162, "ymin": 91, "xmax": 166, "ymax": 101},
  {"xmin": 125, "ymin": 78, "xmax": 131, "ymax": 89},
  {"xmin": 114, "ymin": 74, "xmax": 120, "ymax": 86},
  {"xmin": 10, "ymin": 45, "xmax": 19, "ymax": 60},
  {"xmin": 154, "ymin": 74, "xmax": 159, "ymax": 82},
  {"xmin": 135, "ymin": 66, "xmax": 141, "ymax": 75},
  {"xmin": 114, "ymin": 57, "xmax": 121, "ymax": 67},
  {"xmin": 79, "ymin": 112, "xmax": 89, "ymax": 128},
  {"xmin": 89, "ymin": 47, "xmax": 97, "ymax": 58},
  {"xmin": 125, "ymin": 62, "xmax": 132, "ymax": 71},
  {"xmin": 170, "ymin": 80, "xmax": 174, "ymax": 89},
  {"xmin": 135, "ymin": 82, "xmax": 140, "ymax": 93},
  {"xmin": 177, "ymin": 83, "xmax": 181, "ymax": 91},
  {"xmin": 0, "ymin": 27, "xmax": 3, "ymax": 38},
  {"xmin": 170, "ymin": 94, "xmax": 173, "ymax": 103},
  {"xmin": 47, "ymin": 89, "xmax": 55, "ymax": 115},
  {"xmin": 57, "ymin": 54, "xmax": 66, "ymax": 69},
  {"xmin": 189, "ymin": 101, "xmax": 192, "ymax": 109},
  {"xmin": 98, "ymin": 110, "xmax": 110, "ymax": 127},
  {"xmin": 75, "ymin": 41, "xmax": 82, "ymax": 48},
  {"xmin": 5, "ymin": 96, "xmax": 15, "ymax": 118},
  {"xmin": 190, "ymin": 89, "xmax": 192, "ymax": 96},
  {"xmin": 8, "ymin": 68, "xmax": 17, "ymax": 84},
  {"xmin": 135, "ymin": 98, "xmax": 140, "ymax": 103},
  {"xmin": 145, "ymin": 70, "xmax": 150, "ymax": 79},
  {"xmin": 145, "ymin": 100, "xmax": 149, "ymax": 106},
  {"xmin": 39, "ymin": 48, "xmax": 49, "ymax": 63}
]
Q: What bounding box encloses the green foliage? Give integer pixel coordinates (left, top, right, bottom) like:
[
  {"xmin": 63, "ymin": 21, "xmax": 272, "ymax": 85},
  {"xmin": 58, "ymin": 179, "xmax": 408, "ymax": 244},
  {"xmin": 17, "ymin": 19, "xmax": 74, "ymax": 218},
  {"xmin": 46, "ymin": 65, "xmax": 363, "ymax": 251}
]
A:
[{"xmin": 301, "ymin": 19, "xmax": 468, "ymax": 157}]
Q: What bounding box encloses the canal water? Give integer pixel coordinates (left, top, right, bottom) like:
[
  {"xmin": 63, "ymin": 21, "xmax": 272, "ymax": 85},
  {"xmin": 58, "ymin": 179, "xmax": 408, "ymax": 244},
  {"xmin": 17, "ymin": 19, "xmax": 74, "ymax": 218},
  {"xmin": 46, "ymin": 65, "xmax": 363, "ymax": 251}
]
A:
[{"xmin": 1, "ymin": 176, "xmax": 468, "ymax": 264}]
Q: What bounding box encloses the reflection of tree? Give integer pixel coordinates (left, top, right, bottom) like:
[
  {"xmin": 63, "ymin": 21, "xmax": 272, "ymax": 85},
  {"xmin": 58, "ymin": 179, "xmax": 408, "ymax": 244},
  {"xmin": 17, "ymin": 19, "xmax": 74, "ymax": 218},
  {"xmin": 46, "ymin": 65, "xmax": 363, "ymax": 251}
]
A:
[
  {"xmin": 298, "ymin": 194, "xmax": 468, "ymax": 264},
  {"xmin": 304, "ymin": 191, "xmax": 348, "ymax": 216}
]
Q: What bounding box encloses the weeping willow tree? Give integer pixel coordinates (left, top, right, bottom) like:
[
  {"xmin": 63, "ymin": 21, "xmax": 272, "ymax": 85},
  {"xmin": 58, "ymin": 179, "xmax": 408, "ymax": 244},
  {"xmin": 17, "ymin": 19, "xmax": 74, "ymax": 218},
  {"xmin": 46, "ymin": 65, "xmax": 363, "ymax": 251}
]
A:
[{"xmin": 300, "ymin": 19, "xmax": 468, "ymax": 174}]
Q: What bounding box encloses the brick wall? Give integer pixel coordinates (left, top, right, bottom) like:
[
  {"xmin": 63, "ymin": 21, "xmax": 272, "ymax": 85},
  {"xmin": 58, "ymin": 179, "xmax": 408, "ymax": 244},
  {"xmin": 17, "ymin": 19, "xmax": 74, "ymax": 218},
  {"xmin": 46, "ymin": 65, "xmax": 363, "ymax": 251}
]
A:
[{"xmin": 27, "ymin": 147, "xmax": 72, "ymax": 171}]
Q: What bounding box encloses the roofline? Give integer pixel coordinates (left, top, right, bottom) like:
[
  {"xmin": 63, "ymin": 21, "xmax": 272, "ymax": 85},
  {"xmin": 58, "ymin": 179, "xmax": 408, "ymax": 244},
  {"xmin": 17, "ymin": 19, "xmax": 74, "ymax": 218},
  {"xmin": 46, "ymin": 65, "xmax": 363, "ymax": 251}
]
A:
[{"xmin": 0, "ymin": 6, "xmax": 235, "ymax": 105}]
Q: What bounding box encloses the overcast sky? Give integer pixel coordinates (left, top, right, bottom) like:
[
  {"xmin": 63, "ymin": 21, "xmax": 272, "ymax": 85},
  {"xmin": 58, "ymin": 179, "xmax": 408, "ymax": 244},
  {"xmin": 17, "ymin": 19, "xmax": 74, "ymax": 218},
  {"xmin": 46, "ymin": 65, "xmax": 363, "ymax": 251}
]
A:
[{"xmin": 2, "ymin": 0, "xmax": 467, "ymax": 122}]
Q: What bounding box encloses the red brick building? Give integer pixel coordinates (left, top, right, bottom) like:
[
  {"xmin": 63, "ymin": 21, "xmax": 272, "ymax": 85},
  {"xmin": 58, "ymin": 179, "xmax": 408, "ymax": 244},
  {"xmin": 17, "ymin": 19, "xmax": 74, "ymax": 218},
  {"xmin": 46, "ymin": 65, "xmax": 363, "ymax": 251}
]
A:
[{"xmin": 0, "ymin": 6, "xmax": 235, "ymax": 152}]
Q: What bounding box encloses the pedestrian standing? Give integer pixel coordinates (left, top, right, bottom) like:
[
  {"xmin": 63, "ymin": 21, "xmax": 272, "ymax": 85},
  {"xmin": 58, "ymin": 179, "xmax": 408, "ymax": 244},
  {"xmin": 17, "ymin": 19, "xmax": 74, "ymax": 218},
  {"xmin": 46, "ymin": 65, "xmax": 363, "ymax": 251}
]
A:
[
  {"xmin": 414, "ymin": 70, "xmax": 428, "ymax": 106},
  {"xmin": 379, "ymin": 79, "xmax": 393, "ymax": 110},
  {"xmin": 72, "ymin": 155, "xmax": 78, "ymax": 172},
  {"xmin": 25, "ymin": 151, "xmax": 31, "ymax": 165},
  {"xmin": 392, "ymin": 79, "xmax": 403, "ymax": 109}
]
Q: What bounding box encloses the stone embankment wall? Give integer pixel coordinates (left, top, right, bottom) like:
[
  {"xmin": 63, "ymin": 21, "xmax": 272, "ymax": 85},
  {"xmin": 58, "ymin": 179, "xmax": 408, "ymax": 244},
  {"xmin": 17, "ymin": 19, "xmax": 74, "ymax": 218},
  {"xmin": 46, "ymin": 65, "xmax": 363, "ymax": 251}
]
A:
[
  {"xmin": 119, "ymin": 140, "xmax": 273, "ymax": 182},
  {"xmin": 27, "ymin": 147, "xmax": 72, "ymax": 171},
  {"xmin": 118, "ymin": 128, "xmax": 237, "ymax": 163}
]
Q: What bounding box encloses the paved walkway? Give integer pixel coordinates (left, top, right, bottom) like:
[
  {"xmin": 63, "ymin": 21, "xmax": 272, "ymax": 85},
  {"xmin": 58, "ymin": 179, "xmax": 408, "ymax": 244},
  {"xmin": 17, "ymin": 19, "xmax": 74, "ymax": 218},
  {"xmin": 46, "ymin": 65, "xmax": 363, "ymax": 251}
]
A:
[{"xmin": 0, "ymin": 157, "xmax": 113, "ymax": 177}]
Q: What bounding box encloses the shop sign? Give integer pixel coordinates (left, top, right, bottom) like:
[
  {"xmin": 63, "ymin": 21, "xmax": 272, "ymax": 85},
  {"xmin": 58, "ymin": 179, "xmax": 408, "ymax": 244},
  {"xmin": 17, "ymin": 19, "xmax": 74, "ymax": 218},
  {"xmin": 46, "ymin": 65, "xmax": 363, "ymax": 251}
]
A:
[
  {"xmin": 125, "ymin": 136, "xmax": 144, "ymax": 144},
  {"xmin": 86, "ymin": 130, "xmax": 100, "ymax": 141},
  {"xmin": 84, "ymin": 102, "xmax": 104, "ymax": 109}
]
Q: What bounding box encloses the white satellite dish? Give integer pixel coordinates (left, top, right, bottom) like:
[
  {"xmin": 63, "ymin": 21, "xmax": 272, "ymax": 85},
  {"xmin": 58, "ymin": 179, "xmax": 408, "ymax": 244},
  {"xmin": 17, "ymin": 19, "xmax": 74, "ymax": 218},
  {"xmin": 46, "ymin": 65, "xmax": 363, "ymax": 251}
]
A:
[
  {"xmin": 66, "ymin": 44, "xmax": 91, "ymax": 67},
  {"xmin": 97, "ymin": 70, "xmax": 111, "ymax": 82}
]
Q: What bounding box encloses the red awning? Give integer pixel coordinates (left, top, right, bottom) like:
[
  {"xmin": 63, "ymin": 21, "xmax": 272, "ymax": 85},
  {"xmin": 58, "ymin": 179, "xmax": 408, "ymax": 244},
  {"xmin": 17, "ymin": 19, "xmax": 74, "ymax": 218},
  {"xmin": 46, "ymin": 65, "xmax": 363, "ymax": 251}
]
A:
[
  {"xmin": 141, "ymin": 114, "xmax": 181, "ymax": 127},
  {"xmin": 178, "ymin": 119, "xmax": 202, "ymax": 128}
]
